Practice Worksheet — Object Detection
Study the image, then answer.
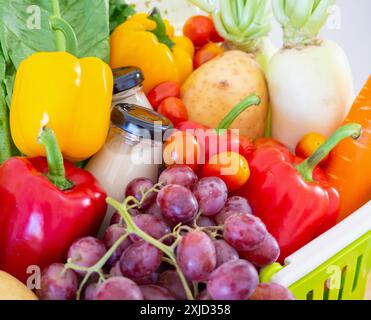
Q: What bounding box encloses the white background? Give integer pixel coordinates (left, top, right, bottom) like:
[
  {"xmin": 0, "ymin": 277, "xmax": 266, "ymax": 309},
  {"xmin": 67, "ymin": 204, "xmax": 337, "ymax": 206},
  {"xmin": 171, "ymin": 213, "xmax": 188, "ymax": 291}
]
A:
[{"xmin": 130, "ymin": 0, "xmax": 371, "ymax": 92}]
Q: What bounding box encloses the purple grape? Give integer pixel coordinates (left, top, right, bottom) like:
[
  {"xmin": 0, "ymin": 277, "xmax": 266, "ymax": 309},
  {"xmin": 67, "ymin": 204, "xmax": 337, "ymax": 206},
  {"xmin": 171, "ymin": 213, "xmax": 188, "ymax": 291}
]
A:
[
  {"xmin": 95, "ymin": 277, "xmax": 143, "ymax": 300},
  {"xmin": 125, "ymin": 178, "xmax": 156, "ymax": 210},
  {"xmin": 213, "ymin": 240, "xmax": 239, "ymax": 268},
  {"xmin": 207, "ymin": 260, "xmax": 259, "ymax": 300},
  {"xmin": 110, "ymin": 261, "xmax": 124, "ymax": 277},
  {"xmin": 147, "ymin": 202, "xmax": 162, "ymax": 217},
  {"xmin": 110, "ymin": 209, "xmax": 139, "ymax": 225},
  {"xmin": 223, "ymin": 213, "xmax": 267, "ymax": 251},
  {"xmin": 159, "ymin": 165, "xmax": 198, "ymax": 189},
  {"xmin": 36, "ymin": 263, "xmax": 79, "ymax": 300},
  {"xmin": 130, "ymin": 214, "xmax": 171, "ymax": 242},
  {"xmin": 67, "ymin": 237, "xmax": 107, "ymax": 275},
  {"xmin": 120, "ymin": 241, "xmax": 163, "ymax": 280},
  {"xmin": 249, "ymin": 283, "xmax": 295, "ymax": 300},
  {"xmin": 158, "ymin": 270, "xmax": 190, "ymax": 300},
  {"xmin": 197, "ymin": 290, "xmax": 212, "ymax": 300},
  {"xmin": 140, "ymin": 285, "xmax": 176, "ymax": 300},
  {"xmin": 215, "ymin": 209, "xmax": 237, "ymax": 226},
  {"xmin": 177, "ymin": 231, "xmax": 216, "ymax": 281},
  {"xmin": 193, "ymin": 177, "xmax": 228, "ymax": 216},
  {"xmin": 157, "ymin": 184, "xmax": 198, "ymax": 223},
  {"xmin": 215, "ymin": 197, "xmax": 252, "ymax": 225},
  {"xmin": 103, "ymin": 224, "xmax": 132, "ymax": 267},
  {"xmin": 239, "ymin": 233, "xmax": 280, "ymax": 267},
  {"xmin": 110, "ymin": 212, "xmax": 122, "ymax": 225},
  {"xmin": 196, "ymin": 216, "xmax": 217, "ymax": 228},
  {"xmin": 83, "ymin": 283, "xmax": 99, "ymax": 300},
  {"xmin": 146, "ymin": 203, "xmax": 178, "ymax": 229},
  {"xmin": 225, "ymin": 197, "xmax": 252, "ymax": 214},
  {"xmin": 134, "ymin": 273, "xmax": 159, "ymax": 286}
]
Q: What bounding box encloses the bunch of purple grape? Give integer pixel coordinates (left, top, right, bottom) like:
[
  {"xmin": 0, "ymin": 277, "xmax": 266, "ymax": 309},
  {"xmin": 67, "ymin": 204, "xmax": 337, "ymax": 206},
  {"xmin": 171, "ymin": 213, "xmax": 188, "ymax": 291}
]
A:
[{"xmin": 36, "ymin": 165, "xmax": 295, "ymax": 301}]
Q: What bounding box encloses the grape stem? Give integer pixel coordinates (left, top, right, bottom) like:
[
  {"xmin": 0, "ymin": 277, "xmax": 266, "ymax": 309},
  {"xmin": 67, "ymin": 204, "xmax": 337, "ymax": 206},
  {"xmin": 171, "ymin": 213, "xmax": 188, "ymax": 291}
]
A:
[
  {"xmin": 65, "ymin": 232, "xmax": 130, "ymax": 300},
  {"xmin": 192, "ymin": 281, "xmax": 199, "ymax": 298},
  {"xmin": 65, "ymin": 184, "xmax": 194, "ymax": 300},
  {"xmin": 107, "ymin": 196, "xmax": 195, "ymax": 300}
]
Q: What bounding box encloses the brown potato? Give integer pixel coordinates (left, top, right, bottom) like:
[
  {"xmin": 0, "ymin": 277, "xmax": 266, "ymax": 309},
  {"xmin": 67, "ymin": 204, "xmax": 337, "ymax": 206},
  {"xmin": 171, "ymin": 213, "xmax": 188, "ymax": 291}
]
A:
[{"xmin": 182, "ymin": 50, "xmax": 269, "ymax": 140}]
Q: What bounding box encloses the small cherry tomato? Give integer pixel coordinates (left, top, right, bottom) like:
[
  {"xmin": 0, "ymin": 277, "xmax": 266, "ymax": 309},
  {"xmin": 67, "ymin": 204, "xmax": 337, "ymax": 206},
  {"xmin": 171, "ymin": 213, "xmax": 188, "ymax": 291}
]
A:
[
  {"xmin": 163, "ymin": 131, "xmax": 200, "ymax": 171},
  {"xmin": 194, "ymin": 42, "xmax": 224, "ymax": 69},
  {"xmin": 296, "ymin": 133, "xmax": 329, "ymax": 164},
  {"xmin": 183, "ymin": 15, "xmax": 215, "ymax": 47},
  {"xmin": 147, "ymin": 82, "xmax": 181, "ymax": 110},
  {"xmin": 158, "ymin": 97, "xmax": 188, "ymax": 126},
  {"xmin": 202, "ymin": 152, "xmax": 250, "ymax": 192}
]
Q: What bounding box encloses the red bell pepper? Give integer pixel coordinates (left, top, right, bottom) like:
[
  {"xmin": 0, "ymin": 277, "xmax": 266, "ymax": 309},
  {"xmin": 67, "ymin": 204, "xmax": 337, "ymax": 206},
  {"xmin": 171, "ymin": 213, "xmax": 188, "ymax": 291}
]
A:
[
  {"xmin": 176, "ymin": 94, "xmax": 260, "ymax": 163},
  {"xmin": 238, "ymin": 124, "xmax": 362, "ymax": 261},
  {"xmin": 0, "ymin": 127, "xmax": 107, "ymax": 282}
]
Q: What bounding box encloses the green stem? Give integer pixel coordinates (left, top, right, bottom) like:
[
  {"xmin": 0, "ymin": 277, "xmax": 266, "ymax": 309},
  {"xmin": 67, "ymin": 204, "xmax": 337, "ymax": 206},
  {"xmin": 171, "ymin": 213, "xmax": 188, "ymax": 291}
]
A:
[
  {"xmin": 66, "ymin": 185, "xmax": 194, "ymax": 300},
  {"xmin": 51, "ymin": 0, "xmax": 65, "ymax": 51},
  {"xmin": 216, "ymin": 94, "xmax": 261, "ymax": 131},
  {"xmin": 273, "ymin": 0, "xmax": 335, "ymax": 48},
  {"xmin": 66, "ymin": 232, "xmax": 130, "ymax": 300},
  {"xmin": 149, "ymin": 9, "xmax": 175, "ymax": 50},
  {"xmin": 51, "ymin": 0, "xmax": 78, "ymax": 55},
  {"xmin": 37, "ymin": 127, "xmax": 74, "ymax": 191},
  {"xmin": 191, "ymin": 0, "xmax": 271, "ymax": 54},
  {"xmin": 296, "ymin": 123, "xmax": 362, "ymax": 181},
  {"xmin": 0, "ymin": 87, "xmax": 12, "ymax": 164}
]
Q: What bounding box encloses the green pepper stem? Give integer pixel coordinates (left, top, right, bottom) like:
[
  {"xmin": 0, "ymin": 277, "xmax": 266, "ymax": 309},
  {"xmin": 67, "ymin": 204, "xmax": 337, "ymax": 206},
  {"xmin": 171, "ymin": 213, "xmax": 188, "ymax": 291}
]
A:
[
  {"xmin": 51, "ymin": 0, "xmax": 78, "ymax": 55},
  {"xmin": 216, "ymin": 94, "xmax": 261, "ymax": 131},
  {"xmin": 37, "ymin": 127, "xmax": 74, "ymax": 191},
  {"xmin": 296, "ymin": 123, "xmax": 362, "ymax": 181},
  {"xmin": 149, "ymin": 8, "xmax": 175, "ymax": 50}
]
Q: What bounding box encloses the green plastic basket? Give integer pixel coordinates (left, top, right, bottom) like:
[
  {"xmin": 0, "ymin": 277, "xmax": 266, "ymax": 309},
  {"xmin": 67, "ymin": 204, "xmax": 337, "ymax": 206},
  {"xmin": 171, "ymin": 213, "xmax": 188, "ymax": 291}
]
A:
[{"xmin": 261, "ymin": 202, "xmax": 371, "ymax": 300}]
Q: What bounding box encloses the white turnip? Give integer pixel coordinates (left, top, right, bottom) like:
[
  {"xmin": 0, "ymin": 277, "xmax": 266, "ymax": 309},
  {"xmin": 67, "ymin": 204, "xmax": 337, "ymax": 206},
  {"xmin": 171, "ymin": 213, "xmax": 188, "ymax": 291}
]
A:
[{"xmin": 268, "ymin": 0, "xmax": 354, "ymax": 150}]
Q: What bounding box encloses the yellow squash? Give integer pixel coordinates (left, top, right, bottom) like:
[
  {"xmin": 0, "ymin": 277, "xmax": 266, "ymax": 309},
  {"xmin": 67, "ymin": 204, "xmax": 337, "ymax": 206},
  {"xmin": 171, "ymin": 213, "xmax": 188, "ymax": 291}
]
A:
[
  {"xmin": 110, "ymin": 12, "xmax": 194, "ymax": 93},
  {"xmin": 10, "ymin": 52, "xmax": 113, "ymax": 162},
  {"xmin": 0, "ymin": 271, "xmax": 38, "ymax": 300}
]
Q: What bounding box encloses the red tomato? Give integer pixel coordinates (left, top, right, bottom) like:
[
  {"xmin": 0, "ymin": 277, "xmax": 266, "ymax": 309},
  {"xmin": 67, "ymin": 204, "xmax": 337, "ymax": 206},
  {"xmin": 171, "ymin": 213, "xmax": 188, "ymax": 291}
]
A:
[
  {"xmin": 158, "ymin": 97, "xmax": 188, "ymax": 126},
  {"xmin": 147, "ymin": 82, "xmax": 181, "ymax": 110},
  {"xmin": 163, "ymin": 131, "xmax": 200, "ymax": 171},
  {"xmin": 194, "ymin": 42, "xmax": 224, "ymax": 69},
  {"xmin": 183, "ymin": 15, "xmax": 215, "ymax": 47},
  {"xmin": 175, "ymin": 121, "xmax": 208, "ymax": 132},
  {"xmin": 202, "ymin": 152, "xmax": 250, "ymax": 192},
  {"xmin": 210, "ymin": 29, "xmax": 224, "ymax": 43}
]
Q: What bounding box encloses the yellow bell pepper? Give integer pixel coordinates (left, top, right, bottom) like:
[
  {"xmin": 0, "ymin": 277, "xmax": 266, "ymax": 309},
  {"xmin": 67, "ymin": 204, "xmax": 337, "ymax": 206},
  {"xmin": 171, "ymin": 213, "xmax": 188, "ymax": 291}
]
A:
[
  {"xmin": 10, "ymin": 52, "xmax": 113, "ymax": 162},
  {"xmin": 110, "ymin": 11, "xmax": 194, "ymax": 93}
]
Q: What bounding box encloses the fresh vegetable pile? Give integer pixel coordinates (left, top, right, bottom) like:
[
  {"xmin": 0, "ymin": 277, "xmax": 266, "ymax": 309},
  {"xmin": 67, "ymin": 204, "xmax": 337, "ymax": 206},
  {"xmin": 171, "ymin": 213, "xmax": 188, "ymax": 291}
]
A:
[{"xmin": 0, "ymin": 0, "xmax": 370, "ymax": 301}]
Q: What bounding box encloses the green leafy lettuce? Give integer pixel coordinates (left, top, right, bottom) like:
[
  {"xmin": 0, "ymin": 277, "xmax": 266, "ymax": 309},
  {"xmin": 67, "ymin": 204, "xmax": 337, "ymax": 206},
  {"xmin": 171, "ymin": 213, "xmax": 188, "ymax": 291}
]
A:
[{"xmin": 109, "ymin": 0, "xmax": 135, "ymax": 33}]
